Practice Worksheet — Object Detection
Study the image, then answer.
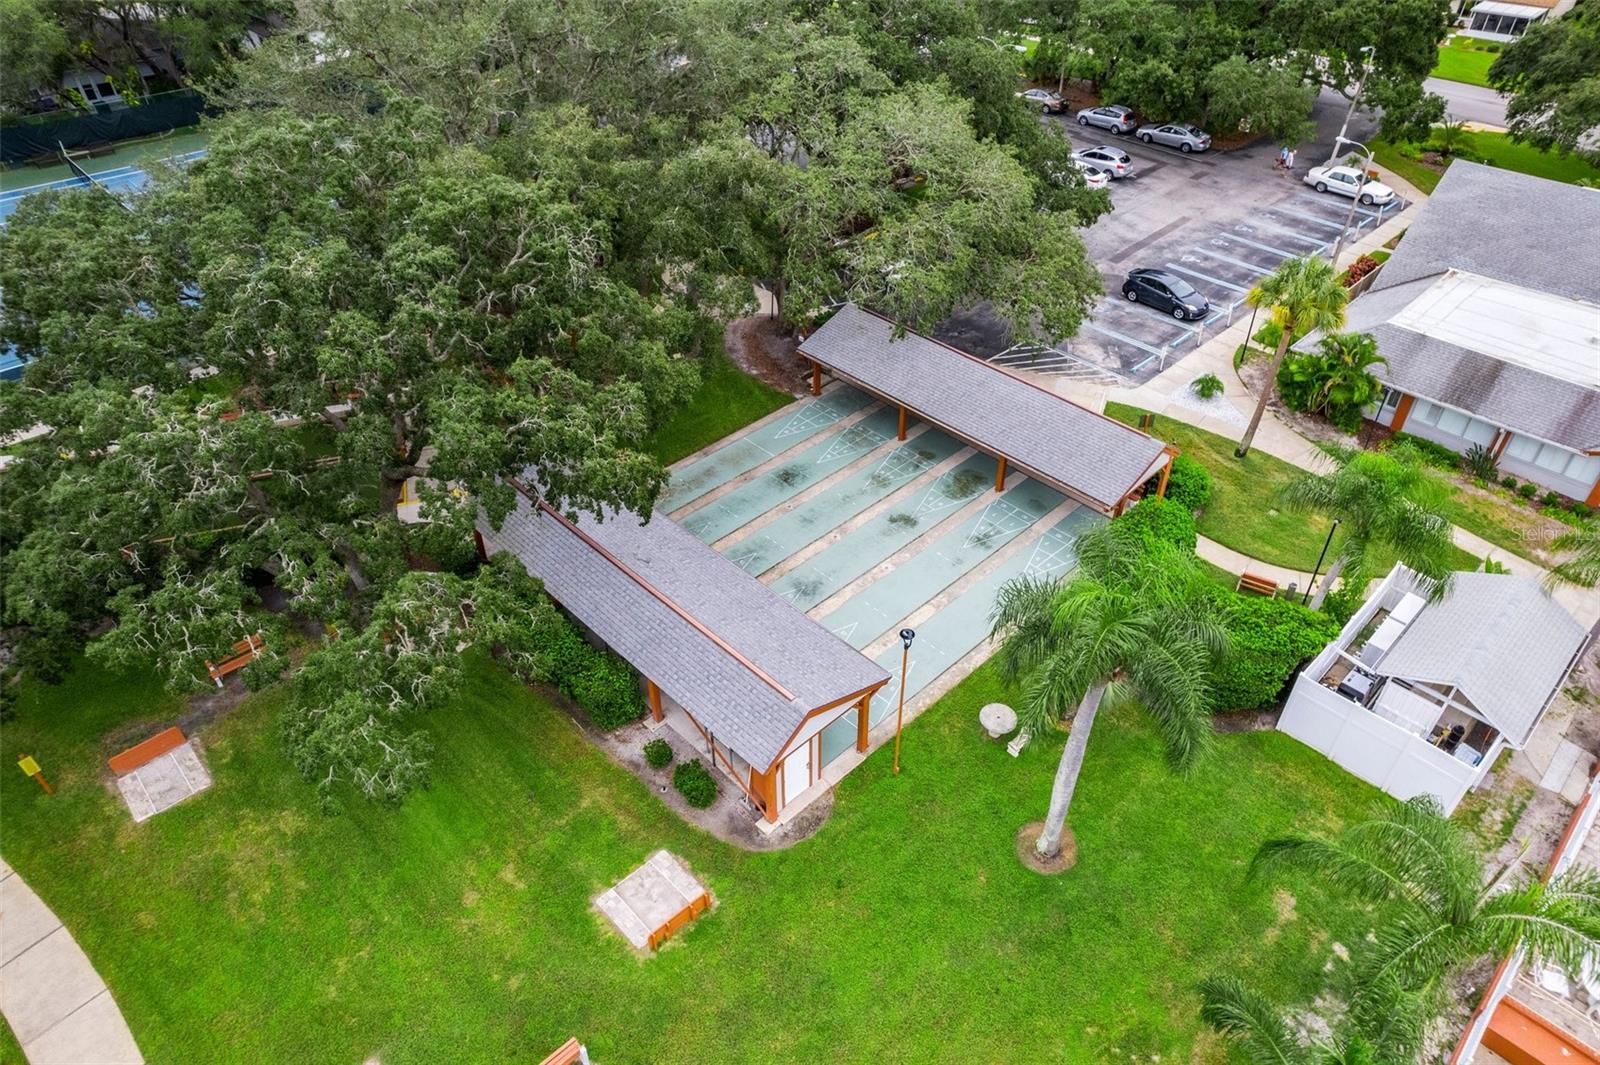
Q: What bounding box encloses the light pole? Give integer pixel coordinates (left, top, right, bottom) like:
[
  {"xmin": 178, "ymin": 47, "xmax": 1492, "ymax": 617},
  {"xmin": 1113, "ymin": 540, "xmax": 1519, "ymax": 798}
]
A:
[
  {"xmin": 1329, "ymin": 137, "xmax": 1374, "ymax": 271},
  {"xmin": 1304, "ymin": 518, "xmax": 1342, "ymax": 605},
  {"xmin": 1326, "ymin": 45, "xmax": 1377, "ymax": 166},
  {"xmin": 892, "ymin": 628, "xmax": 914, "ymax": 776}
]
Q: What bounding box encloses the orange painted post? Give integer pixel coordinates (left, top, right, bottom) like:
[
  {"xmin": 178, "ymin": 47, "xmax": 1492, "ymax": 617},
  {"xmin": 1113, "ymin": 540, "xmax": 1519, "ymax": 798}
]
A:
[
  {"xmin": 1587, "ymin": 476, "xmax": 1600, "ymax": 508},
  {"xmin": 810, "ymin": 362, "xmax": 822, "ymax": 396},
  {"xmin": 1492, "ymin": 430, "xmax": 1512, "ymax": 459},
  {"xmin": 1156, "ymin": 450, "xmax": 1175, "ymax": 498},
  {"xmin": 995, "ymin": 456, "xmax": 1007, "ymax": 493},
  {"xmin": 856, "ymin": 694, "xmax": 870, "ymax": 752},
  {"xmin": 1389, "ymin": 393, "xmax": 1416, "ymax": 433},
  {"xmin": 897, "ymin": 405, "xmax": 907, "ymax": 441},
  {"xmin": 646, "ymin": 680, "xmax": 664, "ymax": 723}
]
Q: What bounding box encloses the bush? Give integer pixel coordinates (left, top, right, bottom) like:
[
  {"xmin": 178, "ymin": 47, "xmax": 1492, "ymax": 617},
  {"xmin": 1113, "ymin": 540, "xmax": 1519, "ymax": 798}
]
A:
[
  {"xmin": 544, "ymin": 618, "xmax": 645, "ymax": 729},
  {"xmin": 1499, "ymin": 474, "xmax": 1519, "ymax": 489},
  {"xmin": 1209, "ymin": 592, "xmax": 1340, "ymax": 713},
  {"xmin": 643, "ymin": 738, "xmax": 674, "ymax": 770},
  {"xmin": 1462, "ymin": 443, "xmax": 1499, "ymax": 481},
  {"xmin": 1275, "ymin": 332, "xmax": 1385, "ymax": 432},
  {"xmin": 1191, "ymin": 373, "xmax": 1224, "ymax": 399},
  {"xmin": 1574, "ymin": 503, "xmax": 1594, "ymax": 520},
  {"xmin": 1517, "ymin": 482, "xmax": 1539, "ymax": 499},
  {"xmin": 1390, "ymin": 433, "xmax": 1460, "ymax": 470},
  {"xmin": 1342, "ymin": 255, "xmax": 1381, "ymax": 287},
  {"xmin": 673, "ymin": 759, "xmax": 718, "ymax": 808},
  {"xmin": 1541, "ymin": 490, "xmax": 1563, "ymax": 508},
  {"xmin": 1164, "ymin": 454, "xmax": 1213, "ymax": 513},
  {"xmin": 1117, "ymin": 494, "xmax": 1197, "ymax": 553},
  {"xmin": 1320, "ymin": 581, "xmax": 1366, "ymax": 627},
  {"xmin": 1481, "ymin": 555, "xmax": 1511, "ymax": 575}
]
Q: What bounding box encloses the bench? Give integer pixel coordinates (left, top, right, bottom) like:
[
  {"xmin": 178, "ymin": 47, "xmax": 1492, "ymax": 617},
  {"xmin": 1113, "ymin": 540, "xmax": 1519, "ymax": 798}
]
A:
[
  {"xmin": 108, "ymin": 726, "xmax": 187, "ymax": 775},
  {"xmin": 1235, "ymin": 572, "xmax": 1278, "ymax": 597},
  {"xmin": 205, "ymin": 634, "xmax": 265, "ymax": 687}
]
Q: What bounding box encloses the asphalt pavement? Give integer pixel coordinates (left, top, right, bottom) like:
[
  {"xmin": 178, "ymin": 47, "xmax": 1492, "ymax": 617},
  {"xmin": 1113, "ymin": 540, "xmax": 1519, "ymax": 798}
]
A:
[{"xmin": 1424, "ymin": 77, "xmax": 1510, "ymax": 129}]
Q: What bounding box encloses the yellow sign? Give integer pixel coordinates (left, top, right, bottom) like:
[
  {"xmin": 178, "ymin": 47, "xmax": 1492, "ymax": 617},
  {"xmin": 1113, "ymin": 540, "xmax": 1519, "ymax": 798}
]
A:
[{"xmin": 17, "ymin": 755, "xmax": 40, "ymax": 777}]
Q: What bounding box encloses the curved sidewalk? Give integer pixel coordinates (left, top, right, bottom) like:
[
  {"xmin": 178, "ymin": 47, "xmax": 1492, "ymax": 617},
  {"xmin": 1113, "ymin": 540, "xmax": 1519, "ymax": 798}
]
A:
[{"xmin": 0, "ymin": 856, "xmax": 142, "ymax": 1064}]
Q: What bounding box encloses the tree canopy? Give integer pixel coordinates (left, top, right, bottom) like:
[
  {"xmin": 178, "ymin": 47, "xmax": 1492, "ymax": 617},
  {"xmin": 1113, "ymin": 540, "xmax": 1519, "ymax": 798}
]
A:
[{"xmin": 1491, "ymin": 0, "xmax": 1600, "ymax": 163}]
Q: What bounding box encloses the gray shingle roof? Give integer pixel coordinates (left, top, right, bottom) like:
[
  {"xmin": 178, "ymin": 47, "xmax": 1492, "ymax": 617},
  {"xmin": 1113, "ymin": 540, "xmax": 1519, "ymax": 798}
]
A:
[
  {"xmin": 1340, "ymin": 161, "xmax": 1600, "ymax": 450},
  {"xmin": 1377, "ymin": 572, "xmax": 1589, "ymax": 746},
  {"xmin": 479, "ymin": 489, "xmax": 888, "ymax": 770},
  {"xmin": 798, "ymin": 304, "xmax": 1169, "ymax": 510}
]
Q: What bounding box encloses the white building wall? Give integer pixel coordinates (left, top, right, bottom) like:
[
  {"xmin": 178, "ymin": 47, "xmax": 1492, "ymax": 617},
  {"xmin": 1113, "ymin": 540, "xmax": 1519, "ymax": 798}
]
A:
[{"xmin": 1279, "ymin": 674, "xmax": 1486, "ymax": 812}]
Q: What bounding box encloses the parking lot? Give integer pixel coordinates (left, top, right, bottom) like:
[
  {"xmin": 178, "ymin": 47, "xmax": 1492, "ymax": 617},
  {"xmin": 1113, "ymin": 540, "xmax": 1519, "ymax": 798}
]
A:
[{"xmin": 937, "ymin": 113, "xmax": 1411, "ymax": 386}]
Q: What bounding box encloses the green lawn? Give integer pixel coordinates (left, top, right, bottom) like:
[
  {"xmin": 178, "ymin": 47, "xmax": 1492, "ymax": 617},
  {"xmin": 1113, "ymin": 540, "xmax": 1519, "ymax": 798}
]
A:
[
  {"xmin": 645, "ymin": 349, "xmax": 793, "ymax": 465},
  {"xmin": 1431, "ymin": 37, "xmax": 1498, "ymax": 87},
  {"xmin": 0, "ymin": 1014, "xmax": 21, "ymax": 1064},
  {"xmin": 1376, "ymin": 131, "xmax": 1600, "ymax": 196},
  {"xmin": 1107, "ymin": 403, "xmax": 1481, "ymax": 574},
  {"xmin": 0, "ymin": 654, "xmax": 1380, "ymax": 1064}
]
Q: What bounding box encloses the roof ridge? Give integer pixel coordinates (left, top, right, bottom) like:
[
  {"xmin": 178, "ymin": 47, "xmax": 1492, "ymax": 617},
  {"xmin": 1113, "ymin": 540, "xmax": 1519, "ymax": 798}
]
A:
[{"xmin": 507, "ymin": 480, "xmax": 798, "ymax": 702}]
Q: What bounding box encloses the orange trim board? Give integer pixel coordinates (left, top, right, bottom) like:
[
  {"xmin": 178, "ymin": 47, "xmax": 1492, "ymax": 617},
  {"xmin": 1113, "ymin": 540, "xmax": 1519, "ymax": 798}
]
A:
[
  {"xmin": 109, "ymin": 727, "xmax": 186, "ymax": 776},
  {"xmin": 1485, "ymin": 995, "xmax": 1600, "ymax": 1065}
]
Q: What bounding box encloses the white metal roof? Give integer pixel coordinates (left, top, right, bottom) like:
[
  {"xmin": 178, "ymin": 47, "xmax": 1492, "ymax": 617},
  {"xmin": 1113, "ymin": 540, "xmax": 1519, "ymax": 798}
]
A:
[
  {"xmin": 1470, "ymin": 1, "xmax": 1550, "ymax": 16},
  {"xmin": 1388, "ymin": 269, "xmax": 1600, "ymax": 390}
]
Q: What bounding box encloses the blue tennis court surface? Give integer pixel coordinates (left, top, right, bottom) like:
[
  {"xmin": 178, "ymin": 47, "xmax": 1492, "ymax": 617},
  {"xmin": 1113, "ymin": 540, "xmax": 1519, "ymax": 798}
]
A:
[
  {"xmin": 0, "ymin": 150, "xmax": 206, "ymax": 221},
  {"xmin": 661, "ymin": 386, "xmax": 874, "ymax": 512},
  {"xmin": 719, "ymin": 427, "xmax": 966, "ymax": 575},
  {"xmin": 679, "ymin": 406, "xmax": 901, "ymax": 543}
]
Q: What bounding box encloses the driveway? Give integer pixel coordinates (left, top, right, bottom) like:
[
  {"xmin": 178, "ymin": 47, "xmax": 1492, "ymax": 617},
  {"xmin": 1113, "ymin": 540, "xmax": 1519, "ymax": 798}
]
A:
[
  {"xmin": 936, "ymin": 89, "xmax": 1411, "ymax": 385},
  {"xmin": 1426, "ymin": 77, "xmax": 1510, "ymax": 128}
]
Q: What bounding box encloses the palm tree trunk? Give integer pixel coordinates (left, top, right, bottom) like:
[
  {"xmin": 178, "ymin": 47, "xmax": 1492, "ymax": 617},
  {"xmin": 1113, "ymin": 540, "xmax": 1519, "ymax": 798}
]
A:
[
  {"xmin": 1235, "ymin": 326, "xmax": 1294, "ymax": 458},
  {"xmin": 1309, "ymin": 555, "xmax": 1347, "ymax": 610},
  {"xmin": 1036, "ymin": 683, "xmax": 1106, "ymax": 858}
]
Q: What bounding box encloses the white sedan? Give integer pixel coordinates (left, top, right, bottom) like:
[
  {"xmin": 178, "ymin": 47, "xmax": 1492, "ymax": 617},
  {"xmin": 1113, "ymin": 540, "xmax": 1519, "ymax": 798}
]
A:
[{"xmin": 1303, "ymin": 165, "xmax": 1397, "ymax": 206}]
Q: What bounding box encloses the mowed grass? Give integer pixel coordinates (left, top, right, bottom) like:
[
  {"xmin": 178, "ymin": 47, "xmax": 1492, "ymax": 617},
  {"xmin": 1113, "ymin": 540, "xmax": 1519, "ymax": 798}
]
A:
[
  {"xmin": 0, "ymin": 654, "xmax": 1379, "ymax": 1064},
  {"xmin": 1431, "ymin": 37, "xmax": 1498, "ymax": 87},
  {"xmin": 645, "ymin": 349, "xmax": 793, "ymax": 466},
  {"xmin": 0, "ymin": 1014, "xmax": 22, "ymax": 1064},
  {"xmin": 1376, "ymin": 130, "xmax": 1600, "ymax": 196}
]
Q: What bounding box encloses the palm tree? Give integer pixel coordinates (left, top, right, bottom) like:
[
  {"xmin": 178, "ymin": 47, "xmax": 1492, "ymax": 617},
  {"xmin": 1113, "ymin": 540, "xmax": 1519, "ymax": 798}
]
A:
[
  {"xmin": 1200, "ymin": 973, "xmax": 1429, "ymax": 1065},
  {"xmin": 1547, "ymin": 520, "xmax": 1600, "ymax": 591},
  {"xmin": 1279, "ymin": 442, "xmax": 1458, "ymax": 609},
  {"xmin": 1236, "ymin": 256, "xmax": 1349, "ymax": 458},
  {"xmin": 1252, "ymin": 796, "xmax": 1600, "ymax": 998},
  {"xmin": 989, "ymin": 523, "xmax": 1228, "ymax": 864}
]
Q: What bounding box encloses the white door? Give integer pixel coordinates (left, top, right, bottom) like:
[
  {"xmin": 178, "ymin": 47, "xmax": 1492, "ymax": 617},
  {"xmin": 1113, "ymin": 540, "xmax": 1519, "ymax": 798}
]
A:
[{"xmin": 782, "ymin": 742, "xmax": 811, "ymax": 806}]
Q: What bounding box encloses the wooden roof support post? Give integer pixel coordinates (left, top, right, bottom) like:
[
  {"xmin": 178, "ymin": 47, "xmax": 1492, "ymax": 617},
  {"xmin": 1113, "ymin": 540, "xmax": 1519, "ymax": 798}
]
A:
[
  {"xmin": 856, "ymin": 694, "xmax": 871, "ymax": 752},
  {"xmin": 646, "ymin": 679, "xmax": 664, "ymax": 723},
  {"xmin": 897, "ymin": 405, "xmax": 908, "ymax": 441},
  {"xmin": 995, "ymin": 456, "xmax": 1007, "ymax": 493},
  {"xmin": 810, "ymin": 360, "xmax": 822, "ymax": 396},
  {"xmin": 1155, "ymin": 446, "xmax": 1178, "ymax": 498}
]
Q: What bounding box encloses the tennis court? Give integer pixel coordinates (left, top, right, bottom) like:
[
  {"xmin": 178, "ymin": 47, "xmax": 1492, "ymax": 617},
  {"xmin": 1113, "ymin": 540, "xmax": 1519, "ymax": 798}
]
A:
[{"xmin": 0, "ymin": 148, "xmax": 206, "ymax": 221}]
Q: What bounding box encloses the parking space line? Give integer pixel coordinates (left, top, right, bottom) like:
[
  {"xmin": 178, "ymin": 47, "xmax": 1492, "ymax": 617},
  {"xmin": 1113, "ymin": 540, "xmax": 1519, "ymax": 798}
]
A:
[
  {"xmin": 1164, "ymin": 263, "xmax": 1248, "ymax": 292},
  {"xmin": 1224, "ymin": 232, "xmax": 1299, "ymax": 258},
  {"xmin": 1251, "ymin": 218, "xmax": 1331, "ymax": 248},
  {"xmin": 1275, "ymin": 205, "xmax": 1349, "ymax": 231},
  {"xmin": 1190, "ymin": 247, "xmax": 1272, "ymax": 275},
  {"xmin": 1083, "ymin": 320, "xmax": 1169, "ymax": 358}
]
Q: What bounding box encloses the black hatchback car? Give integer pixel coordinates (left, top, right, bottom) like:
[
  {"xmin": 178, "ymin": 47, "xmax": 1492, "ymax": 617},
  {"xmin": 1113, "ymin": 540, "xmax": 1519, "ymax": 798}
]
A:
[{"xmin": 1121, "ymin": 268, "xmax": 1210, "ymax": 321}]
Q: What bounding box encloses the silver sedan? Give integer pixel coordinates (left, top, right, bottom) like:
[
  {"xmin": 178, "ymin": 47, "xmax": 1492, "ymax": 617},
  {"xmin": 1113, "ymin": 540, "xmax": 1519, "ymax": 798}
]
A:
[{"xmin": 1135, "ymin": 123, "xmax": 1211, "ymax": 153}]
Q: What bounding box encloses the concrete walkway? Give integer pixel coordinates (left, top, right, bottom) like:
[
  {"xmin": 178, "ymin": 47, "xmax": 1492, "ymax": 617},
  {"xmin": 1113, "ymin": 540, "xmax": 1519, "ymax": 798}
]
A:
[{"xmin": 0, "ymin": 856, "xmax": 142, "ymax": 1064}]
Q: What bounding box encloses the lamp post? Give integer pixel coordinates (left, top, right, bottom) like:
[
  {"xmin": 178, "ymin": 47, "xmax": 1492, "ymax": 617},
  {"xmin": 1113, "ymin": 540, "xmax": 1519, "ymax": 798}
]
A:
[
  {"xmin": 1326, "ymin": 45, "xmax": 1377, "ymax": 166},
  {"xmin": 1304, "ymin": 518, "xmax": 1342, "ymax": 605},
  {"xmin": 892, "ymin": 628, "xmax": 915, "ymax": 776},
  {"xmin": 1329, "ymin": 137, "xmax": 1375, "ymax": 272}
]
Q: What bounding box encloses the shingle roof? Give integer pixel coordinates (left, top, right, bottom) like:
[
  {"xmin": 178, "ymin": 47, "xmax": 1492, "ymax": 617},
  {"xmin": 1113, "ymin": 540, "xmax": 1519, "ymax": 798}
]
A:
[
  {"xmin": 1338, "ymin": 161, "xmax": 1600, "ymax": 450},
  {"xmin": 1377, "ymin": 572, "xmax": 1589, "ymax": 746},
  {"xmin": 798, "ymin": 304, "xmax": 1169, "ymax": 510},
  {"xmin": 479, "ymin": 487, "xmax": 888, "ymax": 770}
]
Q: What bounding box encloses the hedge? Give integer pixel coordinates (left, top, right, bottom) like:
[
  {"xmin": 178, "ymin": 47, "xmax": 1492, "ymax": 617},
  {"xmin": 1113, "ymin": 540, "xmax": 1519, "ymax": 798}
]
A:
[
  {"xmin": 1117, "ymin": 495, "xmax": 1197, "ymax": 553},
  {"xmin": 1210, "ymin": 592, "xmax": 1340, "ymax": 713},
  {"xmin": 543, "ymin": 618, "xmax": 645, "ymax": 729},
  {"xmin": 1163, "ymin": 455, "xmax": 1213, "ymax": 513},
  {"xmin": 674, "ymin": 759, "xmax": 718, "ymax": 808}
]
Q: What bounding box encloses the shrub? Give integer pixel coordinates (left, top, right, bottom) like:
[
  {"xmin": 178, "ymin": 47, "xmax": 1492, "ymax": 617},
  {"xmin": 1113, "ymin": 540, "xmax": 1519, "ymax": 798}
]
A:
[
  {"xmin": 1499, "ymin": 474, "xmax": 1519, "ymax": 489},
  {"xmin": 1191, "ymin": 373, "xmax": 1224, "ymax": 399},
  {"xmin": 1342, "ymin": 255, "xmax": 1381, "ymax": 287},
  {"xmin": 544, "ymin": 617, "xmax": 646, "ymax": 729},
  {"xmin": 1209, "ymin": 592, "xmax": 1340, "ymax": 713},
  {"xmin": 1541, "ymin": 490, "xmax": 1563, "ymax": 508},
  {"xmin": 673, "ymin": 759, "xmax": 718, "ymax": 808},
  {"xmin": 1462, "ymin": 443, "xmax": 1498, "ymax": 481},
  {"xmin": 1117, "ymin": 494, "xmax": 1197, "ymax": 553},
  {"xmin": 1574, "ymin": 503, "xmax": 1594, "ymax": 520},
  {"xmin": 1163, "ymin": 454, "xmax": 1213, "ymax": 513},
  {"xmin": 1517, "ymin": 482, "xmax": 1538, "ymax": 499},
  {"xmin": 1320, "ymin": 581, "xmax": 1366, "ymax": 627},
  {"xmin": 1481, "ymin": 556, "xmax": 1511, "ymax": 575},
  {"xmin": 643, "ymin": 738, "xmax": 674, "ymax": 770},
  {"xmin": 1275, "ymin": 332, "xmax": 1386, "ymax": 432},
  {"xmin": 1390, "ymin": 433, "xmax": 1460, "ymax": 470}
]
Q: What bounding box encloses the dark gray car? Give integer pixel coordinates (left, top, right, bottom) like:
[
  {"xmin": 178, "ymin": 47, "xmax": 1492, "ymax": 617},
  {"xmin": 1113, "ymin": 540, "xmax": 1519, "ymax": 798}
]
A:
[
  {"xmin": 1135, "ymin": 123, "xmax": 1211, "ymax": 153},
  {"xmin": 1075, "ymin": 104, "xmax": 1136, "ymax": 134}
]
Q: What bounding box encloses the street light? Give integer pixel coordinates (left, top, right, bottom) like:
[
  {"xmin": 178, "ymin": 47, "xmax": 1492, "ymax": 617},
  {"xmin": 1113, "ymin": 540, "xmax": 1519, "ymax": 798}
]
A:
[
  {"xmin": 1304, "ymin": 518, "xmax": 1342, "ymax": 605},
  {"xmin": 1327, "ymin": 45, "xmax": 1377, "ymax": 166},
  {"xmin": 892, "ymin": 628, "xmax": 915, "ymax": 776},
  {"xmin": 1329, "ymin": 137, "xmax": 1375, "ymax": 271}
]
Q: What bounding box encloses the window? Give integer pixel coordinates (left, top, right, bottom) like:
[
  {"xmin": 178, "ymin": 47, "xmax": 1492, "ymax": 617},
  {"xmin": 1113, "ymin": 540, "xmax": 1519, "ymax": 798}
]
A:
[
  {"xmin": 1569, "ymin": 453, "xmax": 1600, "ymax": 486},
  {"xmin": 1412, "ymin": 400, "xmax": 1440, "ymax": 426},
  {"xmin": 1436, "ymin": 408, "xmax": 1469, "ymax": 437}
]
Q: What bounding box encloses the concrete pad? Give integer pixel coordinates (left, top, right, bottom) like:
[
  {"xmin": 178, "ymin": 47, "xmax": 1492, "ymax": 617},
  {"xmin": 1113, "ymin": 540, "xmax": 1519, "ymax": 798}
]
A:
[
  {"xmin": 22, "ymin": 989, "xmax": 143, "ymax": 1065},
  {"xmin": 0, "ymin": 869, "xmax": 62, "ymax": 965},
  {"xmin": 595, "ymin": 850, "xmax": 709, "ymax": 952},
  {"xmin": 114, "ymin": 741, "xmax": 211, "ymax": 822},
  {"xmin": 1540, "ymin": 739, "xmax": 1587, "ymax": 793},
  {"xmin": 0, "ymin": 926, "xmax": 107, "ymax": 1043}
]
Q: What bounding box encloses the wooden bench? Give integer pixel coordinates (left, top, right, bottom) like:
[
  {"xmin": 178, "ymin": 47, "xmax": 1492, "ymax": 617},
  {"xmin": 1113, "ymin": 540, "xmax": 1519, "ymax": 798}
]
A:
[
  {"xmin": 205, "ymin": 634, "xmax": 265, "ymax": 687},
  {"xmin": 108, "ymin": 726, "xmax": 187, "ymax": 776},
  {"xmin": 1235, "ymin": 572, "xmax": 1278, "ymax": 597}
]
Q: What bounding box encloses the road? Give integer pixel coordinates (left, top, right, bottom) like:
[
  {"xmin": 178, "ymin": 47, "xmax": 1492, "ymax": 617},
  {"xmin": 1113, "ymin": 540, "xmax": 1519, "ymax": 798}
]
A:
[{"xmin": 1425, "ymin": 77, "xmax": 1509, "ymax": 129}]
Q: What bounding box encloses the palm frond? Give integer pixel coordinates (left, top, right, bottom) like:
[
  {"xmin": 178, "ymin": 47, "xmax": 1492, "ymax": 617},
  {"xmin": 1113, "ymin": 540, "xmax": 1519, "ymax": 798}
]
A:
[{"xmin": 1198, "ymin": 976, "xmax": 1305, "ymax": 1065}]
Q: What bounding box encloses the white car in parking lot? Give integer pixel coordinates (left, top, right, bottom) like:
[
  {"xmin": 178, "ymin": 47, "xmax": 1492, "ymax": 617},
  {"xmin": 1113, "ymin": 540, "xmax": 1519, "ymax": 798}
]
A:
[
  {"xmin": 1073, "ymin": 145, "xmax": 1132, "ymax": 179},
  {"xmin": 1303, "ymin": 164, "xmax": 1397, "ymax": 206}
]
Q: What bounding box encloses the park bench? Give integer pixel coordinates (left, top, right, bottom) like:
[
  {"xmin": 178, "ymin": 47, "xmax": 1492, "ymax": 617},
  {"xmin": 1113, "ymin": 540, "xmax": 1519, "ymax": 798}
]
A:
[
  {"xmin": 1235, "ymin": 572, "xmax": 1278, "ymax": 597},
  {"xmin": 205, "ymin": 633, "xmax": 265, "ymax": 687}
]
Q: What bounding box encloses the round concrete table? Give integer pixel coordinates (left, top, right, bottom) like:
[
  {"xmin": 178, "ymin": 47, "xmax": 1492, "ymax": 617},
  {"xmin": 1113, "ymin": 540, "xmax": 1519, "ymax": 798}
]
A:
[{"xmin": 979, "ymin": 702, "xmax": 1017, "ymax": 739}]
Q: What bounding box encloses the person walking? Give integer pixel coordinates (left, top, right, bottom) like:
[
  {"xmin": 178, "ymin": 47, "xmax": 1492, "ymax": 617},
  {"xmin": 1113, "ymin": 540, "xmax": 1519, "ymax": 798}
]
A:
[
  {"xmin": 1275, "ymin": 145, "xmax": 1288, "ymax": 171},
  {"xmin": 1285, "ymin": 147, "xmax": 1296, "ymax": 173}
]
